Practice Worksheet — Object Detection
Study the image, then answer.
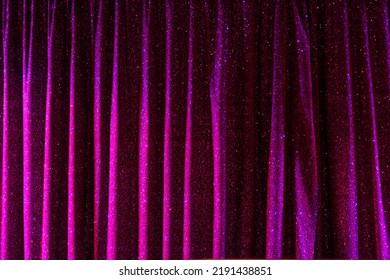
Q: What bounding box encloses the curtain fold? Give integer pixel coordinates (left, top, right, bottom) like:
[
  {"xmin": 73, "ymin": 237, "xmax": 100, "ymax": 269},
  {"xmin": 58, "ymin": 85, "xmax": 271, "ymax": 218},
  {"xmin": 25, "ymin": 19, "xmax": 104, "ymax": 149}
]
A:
[{"xmin": 0, "ymin": 0, "xmax": 389, "ymax": 259}]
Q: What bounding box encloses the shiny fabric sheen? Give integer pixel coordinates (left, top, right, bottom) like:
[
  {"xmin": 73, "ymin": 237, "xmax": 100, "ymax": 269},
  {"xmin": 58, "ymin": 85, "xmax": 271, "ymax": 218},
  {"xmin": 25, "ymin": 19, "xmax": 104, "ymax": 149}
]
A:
[{"xmin": 0, "ymin": 0, "xmax": 389, "ymax": 260}]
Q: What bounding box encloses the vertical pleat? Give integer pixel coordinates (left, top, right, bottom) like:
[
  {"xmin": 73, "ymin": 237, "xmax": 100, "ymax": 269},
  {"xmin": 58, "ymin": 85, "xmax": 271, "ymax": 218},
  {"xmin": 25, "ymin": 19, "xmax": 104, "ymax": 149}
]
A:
[
  {"xmin": 265, "ymin": 0, "xmax": 286, "ymax": 259},
  {"xmin": 238, "ymin": 0, "xmax": 256, "ymax": 258},
  {"xmin": 183, "ymin": 0, "xmax": 193, "ymax": 260},
  {"xmin": 254, "ymin": 0, "xmax": 273, "ymax": 259},
  {"xmin": 43, "ymin": 0, "xmax": 70, "ymax": 260},
  {"xmin": 162, "ymin": 0, "xmax": 172, "ymax": 260},
  {"xmin": 24, "ymin": 0, "xmax": 46, "ymax": 260},
  {"xmin": 366, "ymin": 0, "xmax": 390, "ymax": 259},
  {"xmin": 0, "ymin": 0, "xmax": 3, "ymax": 259},
  {"xmin": 106, "ymin": 0, "xmax": 119, "ymax": 260},
  {"xmin": 67, "ymin": 0, "xmax": 75, "ymax": 260},
  {"xmin": 160, "ymin": 0, "xmax": 186, "ymax": 260},
  {"xmin": 67, "ymin": 0, "xmax": 93, "ymax": 260},
  {"xmin": 350, "ymin": 0, "xmax": 389, "ymax": 259},
  {"xmin": 341, "ymin": 0, "xmax": 358, "ymax": 259},
  {"xmin": 1, "ymin": 0, "xmax": 27, "ymax": 260},
  {"xmin": 323, "ymin": 0, "xmax": 358, "ymax": 259},
  {"xmin": 42, "ymin": 0, "xmax": 56, "ymax": 259},
  {"xmin": 306, "ymin": 0, "xmax": 332, "ymax": 260},
  {"xmin": 138, "ymin": 0, "xmax": 150, "ymax": 260},
  {"xmin": 210, "ymin": 0, "xmax": 225, "ymax": 260},
  {"xmin": 361, "ymin": 1, "xmax": 388, "ymax": 260},
  {"xmin": 290, "ymin": 0, "xmax": 319, "ymax": 259},
  {"xmin": 92, "ymin": 0, "xmax": 113, "ymax": 260},
  {"xmin": 92, "ymin": 0, "xmax": 102, "ymax": 260},
  {"xmin": 187, "ymin": 0, "xmax": 214, "ymax": 259},
  {"xmin": 22, "ymin": 0, "xmax": 34, "ymax": 260},
  {"xmin": 116, "ymin": 0, "xmax": 141, "ymax": 260},
  {"xmin": 0, "ymin": 0, "xmax": 9, "ymax": 260}
]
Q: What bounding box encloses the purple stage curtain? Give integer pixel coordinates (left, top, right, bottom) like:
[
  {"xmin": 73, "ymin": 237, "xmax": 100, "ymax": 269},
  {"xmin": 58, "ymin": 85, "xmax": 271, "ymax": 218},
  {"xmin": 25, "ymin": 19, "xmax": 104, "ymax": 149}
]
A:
[{"xmin": 0, "ymin": 0, "xmax": 388, "ymax": 260}]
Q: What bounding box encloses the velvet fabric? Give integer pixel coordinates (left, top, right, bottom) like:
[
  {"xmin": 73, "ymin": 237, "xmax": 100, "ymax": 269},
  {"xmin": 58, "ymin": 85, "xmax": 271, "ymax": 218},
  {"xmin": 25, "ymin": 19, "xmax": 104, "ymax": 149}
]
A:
[{"xmin": 0, "ymin": 0, "xmax": 389, "ymax": 260}]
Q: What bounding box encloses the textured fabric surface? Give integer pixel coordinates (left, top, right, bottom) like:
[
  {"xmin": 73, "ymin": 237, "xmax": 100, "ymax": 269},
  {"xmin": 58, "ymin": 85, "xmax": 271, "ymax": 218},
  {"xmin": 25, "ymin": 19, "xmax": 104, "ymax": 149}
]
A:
[{"xmin": 0, "ymin": 0, "xmax": 389, "ymax": 259}]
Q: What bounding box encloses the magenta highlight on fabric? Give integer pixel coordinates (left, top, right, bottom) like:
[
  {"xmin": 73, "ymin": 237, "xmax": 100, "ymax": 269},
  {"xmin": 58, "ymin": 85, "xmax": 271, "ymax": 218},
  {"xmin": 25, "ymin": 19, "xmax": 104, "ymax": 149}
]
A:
[
  {"xmin": 1, "ymin": 0, "xmax": 10, "ymax": 261},
  {"xmin": 22, "ymin": 0, "xmax": 35, "ymax": 261},
  {"xmin": 41, "ymin": 0, "xmax": 57, "ymax": 261},
  {"xmin": 183, "ymin": 0, "xmax": 193, "ymax": 261},
  {"xmin": 0, "ymin": 0, "xmax": 388, "ymax": 260},
  {"xmin": 162, "ymin": 0, "xmax": 172, "ymax": 260},
  {"xmin": 210, "ymin": 0, "xmax": 226, "ymax": 260},
  {"xmin": 138, "ymin": 0, "xmax": 151, "ymax": 261},
  {"xmin": 93, "ymin": 0, "xmax": 103, "ymax": 261},
  {"xmin": 106, "ymin": 0, "xmax": 120, "ymax": 260}
]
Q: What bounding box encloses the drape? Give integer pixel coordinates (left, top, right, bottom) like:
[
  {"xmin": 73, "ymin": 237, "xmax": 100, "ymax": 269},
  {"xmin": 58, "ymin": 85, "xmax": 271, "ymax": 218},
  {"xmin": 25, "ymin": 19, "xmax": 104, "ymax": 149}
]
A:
[{"xmin": 0, "ymin": 0, "xmax": 388, "ymax": 260}]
